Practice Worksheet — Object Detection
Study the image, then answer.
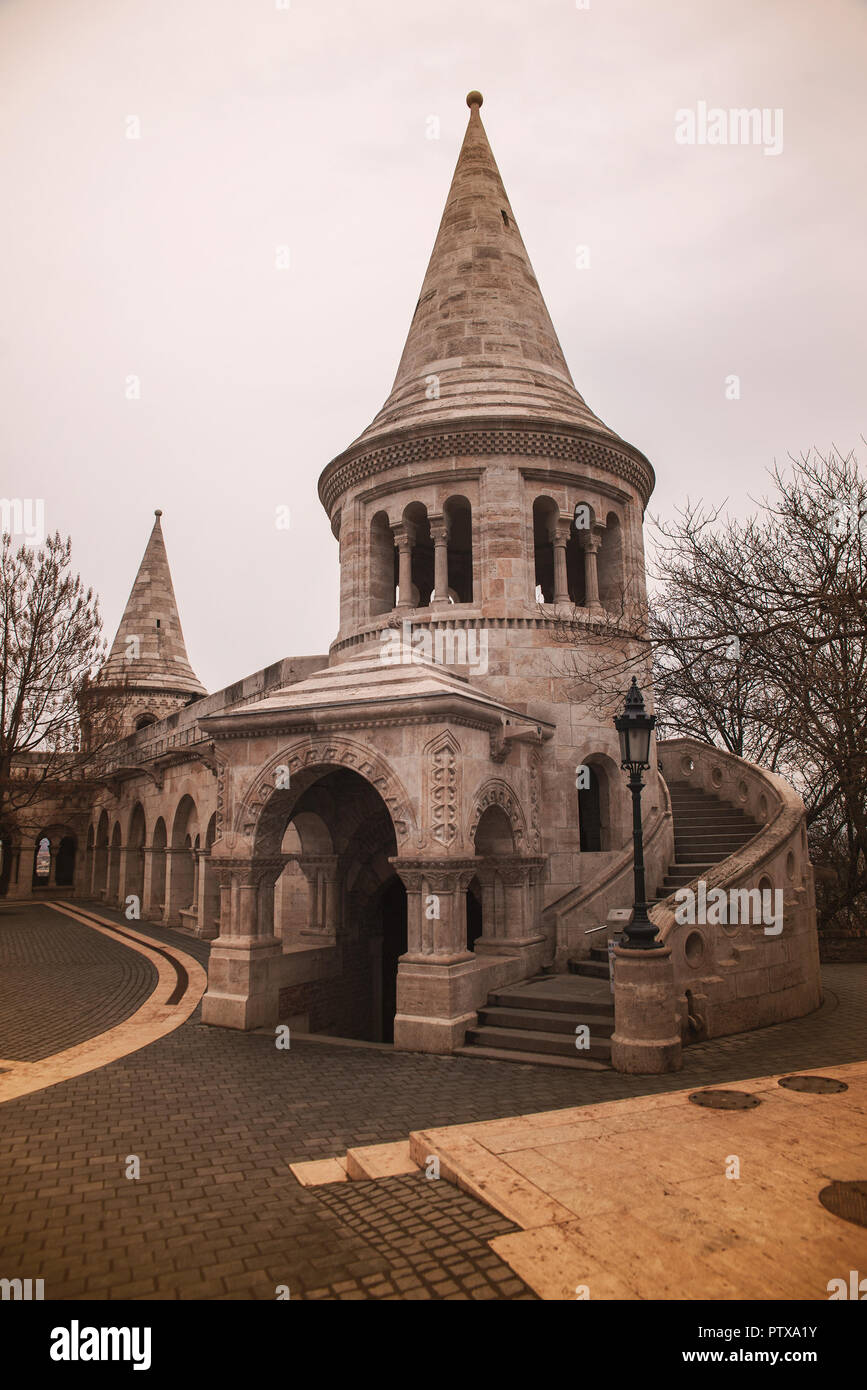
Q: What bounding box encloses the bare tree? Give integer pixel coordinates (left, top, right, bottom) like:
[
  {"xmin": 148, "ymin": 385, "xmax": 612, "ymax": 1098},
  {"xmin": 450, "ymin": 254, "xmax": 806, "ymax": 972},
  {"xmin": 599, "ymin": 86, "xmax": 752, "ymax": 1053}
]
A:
[
  {"xmin": 547, "ymin": 446, "xmax": 867, "ymax": 931},
  {"xmin": 0, "ymin": 530, "xmax": 122, "ymax": 836}
]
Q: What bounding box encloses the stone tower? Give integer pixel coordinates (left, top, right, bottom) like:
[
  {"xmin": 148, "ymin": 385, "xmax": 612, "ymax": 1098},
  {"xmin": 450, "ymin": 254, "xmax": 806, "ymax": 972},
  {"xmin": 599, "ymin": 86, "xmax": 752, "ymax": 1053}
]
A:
[
  {"xmin": 317, "ymin": 92, "xmax": 656, "ymax": 907},
  {"xmin": 81, "ymin": 510, "xmax": 206, "ymax": 745}
]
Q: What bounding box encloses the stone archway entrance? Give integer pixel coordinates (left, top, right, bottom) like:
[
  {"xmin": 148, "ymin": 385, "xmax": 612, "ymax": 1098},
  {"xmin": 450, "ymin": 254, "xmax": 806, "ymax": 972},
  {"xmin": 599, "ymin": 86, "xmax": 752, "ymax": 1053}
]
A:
[{"xmin": 242, "ymin": 763, "xmax": 408, "ymax": 1041}]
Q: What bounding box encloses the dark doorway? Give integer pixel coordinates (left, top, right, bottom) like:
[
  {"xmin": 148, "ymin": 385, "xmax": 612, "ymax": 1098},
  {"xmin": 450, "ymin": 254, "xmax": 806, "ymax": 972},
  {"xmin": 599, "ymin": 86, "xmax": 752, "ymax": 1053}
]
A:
[
  {"xmin": 0, "ymin": 832, "xmax": 11, "ymax": 897},
  {"xmin": 467, "ymin": 875, "xmax": 483, "ymax": 949},
  {"xmin": 579, "ymin": 768, "xmax": 602, "ymax": 852},
  {"xmin": 379, "ymin": 876, "xmax": 407, "ymax": 1043},
  {"xmin": 55, "ymin": 835, "xmax": 76, "ymax": 887}
]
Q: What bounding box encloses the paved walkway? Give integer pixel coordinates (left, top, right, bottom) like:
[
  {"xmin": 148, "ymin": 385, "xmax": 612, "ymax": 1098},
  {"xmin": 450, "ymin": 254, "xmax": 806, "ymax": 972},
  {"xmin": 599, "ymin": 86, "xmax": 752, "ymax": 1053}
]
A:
[
  {"xmin": 0, "ymin": 901, "xmax": 865, "ymax": 1299},
  {"xmin": 0, "ymin": 904, "xmax": 158, "ymax": 1062}
]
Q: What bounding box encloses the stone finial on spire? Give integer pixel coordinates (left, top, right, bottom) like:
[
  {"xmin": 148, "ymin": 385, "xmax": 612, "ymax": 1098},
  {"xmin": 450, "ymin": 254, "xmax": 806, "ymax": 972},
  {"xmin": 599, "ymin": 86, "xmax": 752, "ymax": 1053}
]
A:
[{"xmin": 466, "ymin": 90, "xmax": 483, "ymax": 108}]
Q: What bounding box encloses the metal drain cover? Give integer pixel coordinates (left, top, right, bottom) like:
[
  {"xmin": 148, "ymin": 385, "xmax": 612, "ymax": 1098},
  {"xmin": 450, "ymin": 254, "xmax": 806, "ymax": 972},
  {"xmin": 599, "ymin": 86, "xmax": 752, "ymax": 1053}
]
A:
[
  {"xmin": 819, "ymin": 1181, "xmax": 867, "ymax": 1228},
  {"xmin": 779, "ymin": 1074, "xmax": 848, "ymax": 1094},
  {"xmin": 689, "ymin": 1089, "xmax": 760, "ymax": 1110}
]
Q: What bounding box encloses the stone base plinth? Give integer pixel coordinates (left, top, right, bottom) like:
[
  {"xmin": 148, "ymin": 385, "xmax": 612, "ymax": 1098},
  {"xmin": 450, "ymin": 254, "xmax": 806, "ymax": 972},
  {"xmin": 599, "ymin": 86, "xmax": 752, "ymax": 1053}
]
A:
[
  {"xmin": 201, "ymin": 937, "xmax": 282, "ymax": 1031},
  {"xmin": 393, "ymin": 1011, "xmax": 478, "ymax": 1054},
  {"xmin": 394, "ymin": 957, "xmax": 481, "ymax": 1054},
  {"xmin": 610, "ymin": 944, "xmax": 682, "ymax": 1074}
]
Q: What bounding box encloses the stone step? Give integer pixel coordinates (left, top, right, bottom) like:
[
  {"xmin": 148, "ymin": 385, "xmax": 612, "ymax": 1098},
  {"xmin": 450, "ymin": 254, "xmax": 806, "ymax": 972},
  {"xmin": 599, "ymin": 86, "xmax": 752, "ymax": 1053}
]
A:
[
  {"xmin": 567, "ymin": 959, "xmax": 610, "ymax": 979},
  {"xmin": 454, "ymin": 1045, "xmax": 611, "ymax": 1072},
  {"xmin": 345, "ymin": 1141, "xmax": 419, "ymax": 1181},
  {"xmin": 490, "ymin": 987, "xmax": 613, "ymax": 1018},
  {"xmin": 463, "ymin": 1025, "xmax": 612, "ymax": 1062},
  {"xmin": 477, "ymin": 1005, "xmax": 616, "ymax": 1037},
  {"xmin": 488, "ymin": 982, "xmax": 612, "ymax": 1016},
  {"xmin": 675, "ymin": 828, "xmax": 756, "ymax": 841},
  {"xmin": 674, "ymin": 846, "xmax": 750, "ymax": 862}
]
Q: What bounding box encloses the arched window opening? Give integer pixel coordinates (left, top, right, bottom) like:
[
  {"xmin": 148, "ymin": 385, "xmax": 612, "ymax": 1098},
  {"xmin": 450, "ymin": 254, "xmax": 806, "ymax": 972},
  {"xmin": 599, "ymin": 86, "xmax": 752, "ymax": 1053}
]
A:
[
  {"xmin": 33, "ymin": 836, "xmax": 51, "ymax": 885},
  {"xmin": 444, "ymin": 496, "xmax": 473, "ymax": 603},
  {"xmin": 135, "ymin": 713, "xmax": 157, "ymax": 731},
  {"xmin": 598, "ymin": 512, "xmax": 623, "ymax": 612},
  {"xmin": 151, "ymin": 817, "xmax": 167, "ymax": 918},
  {"xmin": 578, "ymin": 769, "xmax": 602, "ymax": 852},
  {"xmin": 403, "ymin": 503, "xmax": 434, "ymax": 606},
  {"xmin": 127, "ymin": 804, "xmax": 147, "ymax": 902},
  {"xmin": 532, "ymin": 497, "xmax": 557, "ymax": 602},
  {"xmin": 566, "ymin": 531, "xmax": 586, "ymax": 604},
  {"xmin": 369, "ymin": 510, "xmax": 396, "ymax": 616}
]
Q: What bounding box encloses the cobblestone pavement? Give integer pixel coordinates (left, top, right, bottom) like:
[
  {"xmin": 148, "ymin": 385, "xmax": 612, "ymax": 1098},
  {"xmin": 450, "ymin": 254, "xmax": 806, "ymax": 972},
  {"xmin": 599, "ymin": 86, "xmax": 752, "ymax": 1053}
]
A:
[
  {"xmin": 0, "ymin": 905, "xmax": 158, "ymax": 1062},
  {"xmin": 0, "ymin": 902, "xmax": 864, "ymax": 1300}
]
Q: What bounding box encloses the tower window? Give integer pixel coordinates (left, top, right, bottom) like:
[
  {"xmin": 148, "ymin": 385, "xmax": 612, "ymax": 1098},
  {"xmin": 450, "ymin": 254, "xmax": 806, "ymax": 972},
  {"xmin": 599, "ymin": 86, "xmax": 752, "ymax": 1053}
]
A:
[
  {"xmin": 156, "ymin": 619, "xmax": 160, "ymax": 628},
  {"xmin": 501, "ymin": 209, "xmax": 509, "ymax": 228}
]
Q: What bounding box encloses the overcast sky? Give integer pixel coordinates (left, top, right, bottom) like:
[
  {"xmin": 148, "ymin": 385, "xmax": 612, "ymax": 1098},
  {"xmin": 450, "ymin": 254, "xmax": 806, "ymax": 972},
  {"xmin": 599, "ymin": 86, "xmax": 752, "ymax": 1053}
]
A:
[{"xmin": 2, "ymin": 0, "xmax": 864, "ymax": 693}]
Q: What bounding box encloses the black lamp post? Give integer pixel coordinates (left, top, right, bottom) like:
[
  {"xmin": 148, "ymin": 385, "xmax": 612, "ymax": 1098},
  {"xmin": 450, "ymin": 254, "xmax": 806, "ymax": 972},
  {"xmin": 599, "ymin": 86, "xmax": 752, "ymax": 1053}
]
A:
[{"xmin": 614, "ymin": 677, "xmax": 660, "ymax": 949}]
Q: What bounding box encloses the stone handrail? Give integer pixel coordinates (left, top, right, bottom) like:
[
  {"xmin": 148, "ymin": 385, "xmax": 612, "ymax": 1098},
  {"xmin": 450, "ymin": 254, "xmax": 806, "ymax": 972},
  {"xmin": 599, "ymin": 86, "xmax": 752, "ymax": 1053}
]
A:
[{"xmin": 653, "ymin": 736, "xmax": 821, "ymax": 1039}]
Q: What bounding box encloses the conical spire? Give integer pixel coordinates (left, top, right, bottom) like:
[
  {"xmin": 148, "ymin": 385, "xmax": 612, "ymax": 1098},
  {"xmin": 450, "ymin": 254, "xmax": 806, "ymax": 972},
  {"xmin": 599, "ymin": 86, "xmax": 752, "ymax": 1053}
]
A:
[
  {"xmin": 351, "ymin": 90, "xmax": 620, "ymax": 449},
  {"xmin": 98, "ymin": 511, "xmax": 205, "ymax": 696}
]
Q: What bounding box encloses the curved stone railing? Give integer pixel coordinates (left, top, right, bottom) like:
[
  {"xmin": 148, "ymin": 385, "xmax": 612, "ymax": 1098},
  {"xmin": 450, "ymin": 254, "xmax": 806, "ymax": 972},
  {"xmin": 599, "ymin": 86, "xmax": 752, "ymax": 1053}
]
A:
[
  {"xmin": 654, "ymin": 737, "xmax": 821, "ymax": 1039},
  {"xmin": 541, "ymin": 769, "xmax": 674, "ymax": 968}
]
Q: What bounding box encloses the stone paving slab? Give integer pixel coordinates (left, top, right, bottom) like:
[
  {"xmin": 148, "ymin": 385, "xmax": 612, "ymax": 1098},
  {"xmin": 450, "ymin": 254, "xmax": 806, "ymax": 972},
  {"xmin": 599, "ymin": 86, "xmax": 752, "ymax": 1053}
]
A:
[{"xmin": 410, "ymin": 1060, "xmax": 867, "ymax": 1300}]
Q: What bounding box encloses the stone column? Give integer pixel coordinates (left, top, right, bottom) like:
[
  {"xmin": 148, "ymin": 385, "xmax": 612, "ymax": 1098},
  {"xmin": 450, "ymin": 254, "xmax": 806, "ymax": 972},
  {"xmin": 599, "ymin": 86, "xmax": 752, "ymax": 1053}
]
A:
[
  {"xmin": 141, "ymin": 848, "xmax": 157, "ymax": 918},
  {"xmin": 581, "ymin": 530, "xmax": 603, "ymax": 611},
  {"xmin": 391, "ymin": 857, "xmax": 479, "ymax": 1054},
  {"xmin": 552, "ymin": 525, "xmax": 570, "ymax": 603},
  {"xmin": 392, "ymin": 525, "xmax": 415, "ymax": 610},
  {"xmin": 201, "ymin": 855, "xmax": 286, "ymax": 1031},
  {"xmin": 430, "ymin": 518, "xmax": 450, "ymax": 607},
  {"xmin": 298, "ymin": 854, "xmax": 340, "ymax": 939},
  {"xmin": 473, "ymin": 857, "xmax": 547, "ymax": 954}
]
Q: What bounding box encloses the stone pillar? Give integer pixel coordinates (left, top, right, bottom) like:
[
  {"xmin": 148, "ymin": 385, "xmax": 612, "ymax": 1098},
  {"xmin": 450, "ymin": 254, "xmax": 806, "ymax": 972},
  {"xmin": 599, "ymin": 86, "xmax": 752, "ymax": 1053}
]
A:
[
  {"xmin": 196, "ymin": 852, "xmax": 219, "ymax": 940},
  {"xmin": 392, "ymin": 857, "xmax": 479, "ymax": 1054},
  {"xmin": 297, "ymin": 854, "xmax": 340, "ymax": 939},
  {"xmin": 610, "ymin": 942, "xmax": 682, "ymax": 1073},
  {"xmin": 430, "ymin": 518, "xmax": 450, "ymax": 607},
  {"xmin": 552, "ymin": 527, "xmax": 570, "ymax": 603},
  {"xmin": 392, "ymin": 525, "xmax": 415, "ymax": 610},
  {"xmin": 581, "ymin": 530, "xmax": 603, "ymax": 611},
  {"xmin": 201, "ymin": 854, "xmax": 286, "ymax": 1031},
  {"xmin": 473, "ymin": 857, "xmax": 547, "ymax": 954},
  {"xmin": 141, "ymin": 847, "xmax": 157, "ymax": 918}
]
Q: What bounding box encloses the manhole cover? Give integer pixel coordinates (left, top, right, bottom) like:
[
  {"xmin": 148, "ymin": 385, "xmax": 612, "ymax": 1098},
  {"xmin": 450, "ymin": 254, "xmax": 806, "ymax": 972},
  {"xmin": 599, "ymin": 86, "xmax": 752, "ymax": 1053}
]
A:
[
  {"xmin": 688, "ymin": 1089, "xmax": 760, "ymax": 1110},
  {"xmin": 818, "ymin": 1181, "xmax": 867, "ymax": 1228},
  {"xmin": 779, "ymin": 1074, "xmax": 848, "ymax": 1094}
]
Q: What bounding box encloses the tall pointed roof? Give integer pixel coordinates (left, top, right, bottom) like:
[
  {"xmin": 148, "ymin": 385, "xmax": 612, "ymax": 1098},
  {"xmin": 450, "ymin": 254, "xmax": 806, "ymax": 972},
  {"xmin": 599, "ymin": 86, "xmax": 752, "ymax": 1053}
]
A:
[
  {"xmin": 98, "ymin": 511, "xmax": 206, "ymax": 696},
  {"xmin": 348, "ymin": 90, "xmax": 621, "ymax": 450}
]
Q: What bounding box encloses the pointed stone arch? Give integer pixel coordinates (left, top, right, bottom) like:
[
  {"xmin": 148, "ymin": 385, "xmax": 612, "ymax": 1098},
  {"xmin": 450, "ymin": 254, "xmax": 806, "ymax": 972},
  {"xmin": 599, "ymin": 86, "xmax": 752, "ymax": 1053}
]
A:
[
  {"xmin": 236, "ymin": 735, "xmax": 418, "ymax": 849},
  {"xmin": 468, "ymin": 778, "xmax": 528, "ymax": 851}
]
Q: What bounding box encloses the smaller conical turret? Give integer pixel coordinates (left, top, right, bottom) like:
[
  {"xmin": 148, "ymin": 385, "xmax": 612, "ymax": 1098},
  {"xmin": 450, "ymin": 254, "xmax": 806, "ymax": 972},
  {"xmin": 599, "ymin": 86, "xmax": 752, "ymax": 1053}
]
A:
[{"xmin": 82, "ymin": 511, "xmax": 205, "ymax": 744}]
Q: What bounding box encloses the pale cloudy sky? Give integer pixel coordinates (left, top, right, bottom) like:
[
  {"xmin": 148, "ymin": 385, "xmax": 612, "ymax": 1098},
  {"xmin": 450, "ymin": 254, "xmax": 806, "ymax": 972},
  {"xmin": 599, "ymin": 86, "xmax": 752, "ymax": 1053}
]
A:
[{"xmin": 2, "ymin": 0, "xmax": 864, "ymax": 692}]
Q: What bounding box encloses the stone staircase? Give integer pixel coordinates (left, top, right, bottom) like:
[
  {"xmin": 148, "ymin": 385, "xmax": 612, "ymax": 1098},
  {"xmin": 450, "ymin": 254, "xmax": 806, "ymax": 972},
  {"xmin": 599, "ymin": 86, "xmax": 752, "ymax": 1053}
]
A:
[
  {"xmin": 653, "ymin": 780, "xmax": 761, "ymax": 904},
  {"xmin": 455, "ymin": 973, "xmax": 615, "ymax": 1070},
  {"xmin": 457, "ymin": 778, "xmax": 762, "ymax": 1069}
]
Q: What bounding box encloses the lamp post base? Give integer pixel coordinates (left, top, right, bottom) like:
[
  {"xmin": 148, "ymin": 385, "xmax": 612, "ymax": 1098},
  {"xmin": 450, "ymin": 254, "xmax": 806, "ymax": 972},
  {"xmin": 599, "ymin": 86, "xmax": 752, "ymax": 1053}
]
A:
[{"xmin": 610, "ymin": 943, "xmax": 682, "ymax": 1074}]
